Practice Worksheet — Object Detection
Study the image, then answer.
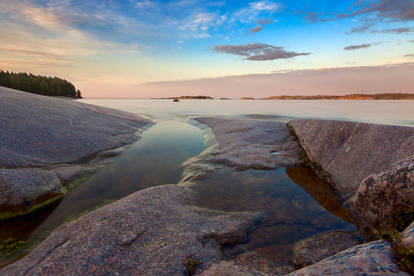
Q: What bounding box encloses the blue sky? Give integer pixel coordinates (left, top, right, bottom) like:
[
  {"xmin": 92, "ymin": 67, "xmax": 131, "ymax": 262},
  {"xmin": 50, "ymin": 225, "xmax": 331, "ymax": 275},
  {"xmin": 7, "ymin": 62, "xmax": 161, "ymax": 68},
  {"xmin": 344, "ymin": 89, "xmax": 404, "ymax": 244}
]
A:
[{"xmin": 0, "ymin": 0, "xmax": 413, "ymax": 97}]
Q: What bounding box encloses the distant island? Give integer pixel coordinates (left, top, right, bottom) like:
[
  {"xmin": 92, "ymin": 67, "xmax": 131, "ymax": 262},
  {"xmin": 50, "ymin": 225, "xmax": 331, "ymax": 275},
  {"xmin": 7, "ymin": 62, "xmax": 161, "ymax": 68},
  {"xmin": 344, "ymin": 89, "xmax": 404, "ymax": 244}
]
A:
[
  {"xmin": 263, "ymin": 93, "xmax": 414, "ymax": 100},
  {"xmin": 0, "ymin": 70, "xmax": 82, "ymax": 98},
  {"xmin": 153, "ymin": 96, "xmax": 214, "ymax": 100}
]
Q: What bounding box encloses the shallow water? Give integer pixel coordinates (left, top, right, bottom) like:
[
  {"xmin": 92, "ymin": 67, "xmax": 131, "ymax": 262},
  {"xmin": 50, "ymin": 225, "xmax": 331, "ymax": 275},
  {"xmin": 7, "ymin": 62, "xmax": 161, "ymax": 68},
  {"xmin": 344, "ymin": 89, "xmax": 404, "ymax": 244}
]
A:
[
  {"xmin": 0, "ymin": 121, "xmax": 205, "ymax": 265},
  {"xmin": 187, "ymin": 166, "xmax": 357, "ymax": 269}
]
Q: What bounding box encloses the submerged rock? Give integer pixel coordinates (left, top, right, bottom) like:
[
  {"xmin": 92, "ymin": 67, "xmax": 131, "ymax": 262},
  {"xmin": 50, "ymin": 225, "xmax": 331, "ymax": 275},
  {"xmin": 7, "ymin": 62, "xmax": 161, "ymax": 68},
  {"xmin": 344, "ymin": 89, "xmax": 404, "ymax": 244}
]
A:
[
  {"xmin": 0, "ymin": 169, "xmax": 64, "ymax": 219},
  {"xmin": 354, "ymin": 155, "xmax": 414, "ymax": 233},
  {"xmin": 288, "ymin": 119, "xmax": 414, "ymax": 200},
  {"xmin": 194, "ymin": 117, "xmax": 304, "ymax": 170},
  {"xmin": 0, "ymin": 86, "xmax": 151, "ymax": 167},
  {"xmin": 292, "ymin": 231, "xmax": 361, "ymax": 268},
  {"xmin": 1, "ymin": 185, "xmax": 259, "ymax": 275},
  {"xmin": 289, "ymin": 240, "xmax": 408, "ymax": 275}
]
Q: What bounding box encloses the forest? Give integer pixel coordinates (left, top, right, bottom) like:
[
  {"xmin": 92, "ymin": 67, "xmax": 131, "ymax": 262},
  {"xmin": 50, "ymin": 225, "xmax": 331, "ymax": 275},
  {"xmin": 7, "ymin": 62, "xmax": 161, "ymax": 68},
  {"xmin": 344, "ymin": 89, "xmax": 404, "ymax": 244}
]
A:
[{"xmin": 0, "ymin": 70, "xmax": 82, "ymax": 98}]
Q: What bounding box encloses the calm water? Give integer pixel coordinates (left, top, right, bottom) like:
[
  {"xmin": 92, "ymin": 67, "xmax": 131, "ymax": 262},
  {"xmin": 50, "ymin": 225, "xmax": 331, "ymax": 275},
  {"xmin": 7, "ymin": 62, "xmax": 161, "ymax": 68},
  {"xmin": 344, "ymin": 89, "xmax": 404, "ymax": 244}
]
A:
[
  {"xmin": 80, "ymin": 99, "xmax": 414, "ymax": 126},
  {"xmin": 2, "ymin": 99, "xmax": 412, "ymax": 269}
]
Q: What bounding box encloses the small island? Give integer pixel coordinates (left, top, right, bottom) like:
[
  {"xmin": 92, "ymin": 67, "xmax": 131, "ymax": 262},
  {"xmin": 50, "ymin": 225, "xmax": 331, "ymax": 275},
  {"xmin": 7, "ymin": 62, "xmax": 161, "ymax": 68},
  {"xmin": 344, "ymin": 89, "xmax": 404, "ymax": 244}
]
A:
[{"xmin": 263, "ymin": 93, "xmax": 414, "ymax": 100}]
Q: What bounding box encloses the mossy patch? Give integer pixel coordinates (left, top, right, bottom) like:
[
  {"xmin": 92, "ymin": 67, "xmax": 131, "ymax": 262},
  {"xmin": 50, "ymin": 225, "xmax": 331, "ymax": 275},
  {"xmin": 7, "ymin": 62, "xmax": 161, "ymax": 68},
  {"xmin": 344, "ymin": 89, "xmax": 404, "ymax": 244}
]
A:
[
  {"xmin": 393, "ymin": 210, "xmax": 414, "ymax": 232},
  {"xmin": 382, "ymin": 231, "xmax": 414, "ymax": 274},
  {"xmin": 64, "ymin": 174, "xmax": 91, "ymax": 192},
  {"xmin": 0, "ymin": 239, "xmax": 26, "ymax": 257},
  {"xmin": 183, "ymin": 257, "xmax": 198, "ymax": 276},
  {"xmin": 0, "ymin": 194, "xmax": 64, "ymax": 220}
]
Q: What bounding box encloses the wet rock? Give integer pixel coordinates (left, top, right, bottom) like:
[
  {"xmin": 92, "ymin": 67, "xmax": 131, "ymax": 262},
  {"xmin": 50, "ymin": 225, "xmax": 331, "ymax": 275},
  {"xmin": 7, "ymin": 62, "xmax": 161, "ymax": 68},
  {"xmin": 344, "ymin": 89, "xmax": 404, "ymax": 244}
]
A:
[
  {"xmin": 0, "ymin": 86, "xmax": 151, "ymax": 167},
  {"xmin": 194, "ymin": 117, "xmax": 304, "ymax": 170},
  {"xmin": 51, "ymin": 165, "xmax": 102, "ymax": 183},
  {"xmin": 288, "ymin": 119, "xmax": 414, "ymax": 199},
  {"xmin": 292, "ymin": 231, "xmax": 361, "ymax": 268},
  {"xmin": 1, "ymin": 185, "xmax": 259, "ymax": 275},
  {"xmin": 0, "ymin": 169, "xmax": 64, "ymax": 219},
  {"xmin": 289, "ymin": 240, "xmax": 408, "ymax": 275},
  {"xmin": 354, "ymin": 155, "xmax": 414, "ymax": 233}
]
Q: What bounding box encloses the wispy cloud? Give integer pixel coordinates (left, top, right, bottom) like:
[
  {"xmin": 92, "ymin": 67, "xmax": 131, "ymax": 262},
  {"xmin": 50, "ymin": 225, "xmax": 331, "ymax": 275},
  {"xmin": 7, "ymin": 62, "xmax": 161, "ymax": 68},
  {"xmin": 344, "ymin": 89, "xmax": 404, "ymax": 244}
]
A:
[
  {"xmin": 306, "ymin": 0, "xmax": 414, "ymax": 23},
  {"xmin": 256, "ymin": 19, "xmax": 275, "ymax": 25},
  {"xmin": 344, "ymin": 43, "xmax": 372, "ymax": 50},
  {"xmin": 380, "ymin": 27, "xmax": 414, "ymax": 33},
  {"xmin": 213, "ymin": 43, "xmax": 311, "ymax": 61},
  {"xmin": 233, "ymin": 1, "xmax": 281, "ymax": 23},
  {"xmin": 249, "ymin": 26, "xmax": 263, "ymax": 33}
]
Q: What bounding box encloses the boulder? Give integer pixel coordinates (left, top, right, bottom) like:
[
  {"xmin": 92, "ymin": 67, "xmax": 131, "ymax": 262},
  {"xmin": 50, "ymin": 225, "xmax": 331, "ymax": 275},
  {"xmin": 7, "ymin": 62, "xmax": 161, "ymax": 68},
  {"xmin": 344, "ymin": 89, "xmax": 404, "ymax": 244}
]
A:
[
  {"xmin": 0, "ymin": 86, "xmax": 151, "ymax": 167},
  {"xmin": 289, "ymin": 240, "xmax": 408, "ymax": 275},
  {"xmin": 292, "ymin": 231, "xmax": 361, "ymax": 268},
  {"xmin": 288, "ymin": 119, "xmax": 414, "ymax": 199},
  {"xmin": 0, "ymin": 169, "xmax": 64, "ymax": 219},
  {"xmin": 1, "ymin": 185, "xmax": 259, "ymax": 275},
  {"xmin": 194, "ymin": 117, "xmax": 304, "ymax": 170},
  {"xmin": 354, "ymin": 155, "xmax": 414, "ymax": 233}
]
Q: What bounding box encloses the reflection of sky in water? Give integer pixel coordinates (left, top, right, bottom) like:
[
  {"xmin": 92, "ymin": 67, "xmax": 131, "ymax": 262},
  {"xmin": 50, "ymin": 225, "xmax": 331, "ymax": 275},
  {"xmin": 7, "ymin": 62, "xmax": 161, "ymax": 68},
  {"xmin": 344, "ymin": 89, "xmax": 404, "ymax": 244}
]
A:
[
  {"xmin": 80, "ymin": 99, "xmax": 414, "ymax": 126},
  {"xmin": 189, "ymin": 166, "xmax": 357, "ymax": 267}
]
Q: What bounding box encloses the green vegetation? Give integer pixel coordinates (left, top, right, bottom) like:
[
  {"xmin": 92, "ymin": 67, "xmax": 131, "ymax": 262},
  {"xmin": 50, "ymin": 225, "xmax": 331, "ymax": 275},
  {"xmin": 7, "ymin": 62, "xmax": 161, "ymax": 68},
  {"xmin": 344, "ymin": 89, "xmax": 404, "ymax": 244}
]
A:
[
  {"xmin": 0, "ymin": 70, "xmax": 81, "ymax": 98},
  {"xmin": 0, "ymin": 239, "xmax": 26, "ymax": 257},
  {"xmin": 382, "ymin": 232, "xmax": 414, "ymax": 274}
]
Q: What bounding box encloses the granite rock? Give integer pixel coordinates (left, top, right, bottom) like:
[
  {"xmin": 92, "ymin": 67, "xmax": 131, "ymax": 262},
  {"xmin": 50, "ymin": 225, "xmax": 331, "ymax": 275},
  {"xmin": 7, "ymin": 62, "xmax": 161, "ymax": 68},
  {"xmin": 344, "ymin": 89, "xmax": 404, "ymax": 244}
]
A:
[
  {"xmin": 194, "ymin": 117, "xmax": 304, "ymax": 170},
  {"xmin": 0, "ymin": 86, "xmax": 151, "ymax": 167},
  {"xmin": 292, "ymin": 231, "xmax": 361, "ymax": 268},
  {"xmin": 1, "ymin": 185, "xmax": 259, "ymax": 275},
  {"xmin": 354, "ymin": 155, "xmax": 414, "ymax": 233},
  {"xmin": 288, "ymin": 119, "xmax": 414, "ymax": 199},
  {"xmin": 0, "ymin": 169, "xmax": 64, "ymax": 219},
  {"xmin": 289, "ymin": 240, "xmax": 408, "ymax": 275}
]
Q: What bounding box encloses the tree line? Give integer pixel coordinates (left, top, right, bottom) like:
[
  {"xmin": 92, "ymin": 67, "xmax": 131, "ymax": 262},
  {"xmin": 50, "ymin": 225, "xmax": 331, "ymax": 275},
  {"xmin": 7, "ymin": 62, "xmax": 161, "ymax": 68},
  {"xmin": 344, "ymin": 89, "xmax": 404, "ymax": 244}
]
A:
[{"xmin": 0, "ymin": 70, "xmax": 82, "ymax": 98}]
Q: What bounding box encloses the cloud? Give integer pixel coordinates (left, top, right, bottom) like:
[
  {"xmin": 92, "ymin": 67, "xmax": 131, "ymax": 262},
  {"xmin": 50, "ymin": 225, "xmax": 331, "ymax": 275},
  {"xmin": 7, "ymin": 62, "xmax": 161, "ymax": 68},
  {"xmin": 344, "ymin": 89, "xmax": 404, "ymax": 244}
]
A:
[
  {"xmin": 405, "ymin": 54, "xmax": 414, "ymax": 58},
  {"xmin": 344, "ymin": 43, "xmax": 372, "ymax": 50},
  {"xmin": 233, "ymin": 1, "xmax": 281, "ymax": 23},
  {"xmin": 347, "ymin": 22, "xmax": 375, "ymax": 33},
  {"xmin": 306, "ymin": 0, "xmax": 414, "ymax": 23},
  {"xmin": 380, "ymin": 27, "xmax": 414, "ymax": 33},
  {"xmin": 213, "ymin": 43, "xmax": 311, "ymax": 61},
  {"xmin": 135, "ymin": 0, "xmax": 155, "ymax": 9},
  {"xmin": 256, "ymin": 19, "xmax": 275, "ymax": 25},
  {"xmin": 249, "ymin": 26, "xmax": 263, "ymax": 33}
]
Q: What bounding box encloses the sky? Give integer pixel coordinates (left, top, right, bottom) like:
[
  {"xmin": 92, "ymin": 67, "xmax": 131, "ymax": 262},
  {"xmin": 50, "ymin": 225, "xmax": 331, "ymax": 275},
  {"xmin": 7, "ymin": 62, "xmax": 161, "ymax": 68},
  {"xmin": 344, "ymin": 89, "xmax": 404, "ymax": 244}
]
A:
[{"xmin": 0, "ymin": 0, "xmax": 413, "ymax": 98}]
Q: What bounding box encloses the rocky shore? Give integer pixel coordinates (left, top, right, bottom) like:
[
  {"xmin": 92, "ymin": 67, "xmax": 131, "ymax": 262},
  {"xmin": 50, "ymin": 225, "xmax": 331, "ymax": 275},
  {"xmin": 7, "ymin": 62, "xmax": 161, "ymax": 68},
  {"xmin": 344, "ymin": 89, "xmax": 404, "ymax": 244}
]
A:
[
  {"xmin": 0, "ymin": 86, "xmax": 151, "ymax": 219},
  {"xmin": 1, "ymin": 91, "xmax": 413, "ymax": 275}
]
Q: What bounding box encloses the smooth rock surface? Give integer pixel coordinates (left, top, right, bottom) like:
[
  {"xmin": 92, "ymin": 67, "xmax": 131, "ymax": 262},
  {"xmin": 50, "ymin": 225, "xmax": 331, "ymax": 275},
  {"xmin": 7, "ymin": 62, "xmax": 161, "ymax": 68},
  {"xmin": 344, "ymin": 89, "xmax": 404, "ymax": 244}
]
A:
[
  {"xmin": 288, "ymin": 119, "xmax": 414, "ymax": 199},
  {"xmin": 0, "ymin": 86, "xmax": 151, "ymax": 167},
  {"xmin": 289, "ymin": 240, "xmax": 408, "ymax": 275},
  {"xmin": 403, "ymin": 221, "xmax": 414, "ymax": 247},
  {"xmin": 1, "ymin": 185, "xmax": 259, "ymax": 275},
  {"xmin": 0, "ymin": 169, "xmax": 63, "ymax": 218},
  {"xmin": 292, "ymin": 231, "xmax": 361, "ymax": 268},
  {"xmin": 194, "ymin": 117, "xmax": 304, "ymax": 170},
  {"xmin": 354, "ymin": 155, "xmax": 414, "ymax": 233}
]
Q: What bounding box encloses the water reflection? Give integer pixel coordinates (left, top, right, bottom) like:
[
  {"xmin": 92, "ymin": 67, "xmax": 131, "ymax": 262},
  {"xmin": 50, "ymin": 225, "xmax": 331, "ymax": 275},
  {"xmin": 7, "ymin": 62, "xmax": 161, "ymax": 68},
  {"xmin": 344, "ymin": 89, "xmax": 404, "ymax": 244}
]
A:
[
  {"xmin": 189, "ymin": 166, "xmax": 356, "ymax": 269},
  {"xmin": 0, "ymin": 121, "xmax": 206, "ymax": 266}
]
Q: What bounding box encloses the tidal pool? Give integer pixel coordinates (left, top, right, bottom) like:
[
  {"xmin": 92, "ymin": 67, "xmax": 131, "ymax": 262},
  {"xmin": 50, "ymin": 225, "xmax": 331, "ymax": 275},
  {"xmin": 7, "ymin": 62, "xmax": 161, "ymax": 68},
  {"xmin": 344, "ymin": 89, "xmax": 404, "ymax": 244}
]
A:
[
  {"xmin": 0, "ymin": 121, "xmax": 206, "ymax": 266},
  {"xmin": 187, "ymin": 165, "xmax": 358, "ymax": 271}
]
